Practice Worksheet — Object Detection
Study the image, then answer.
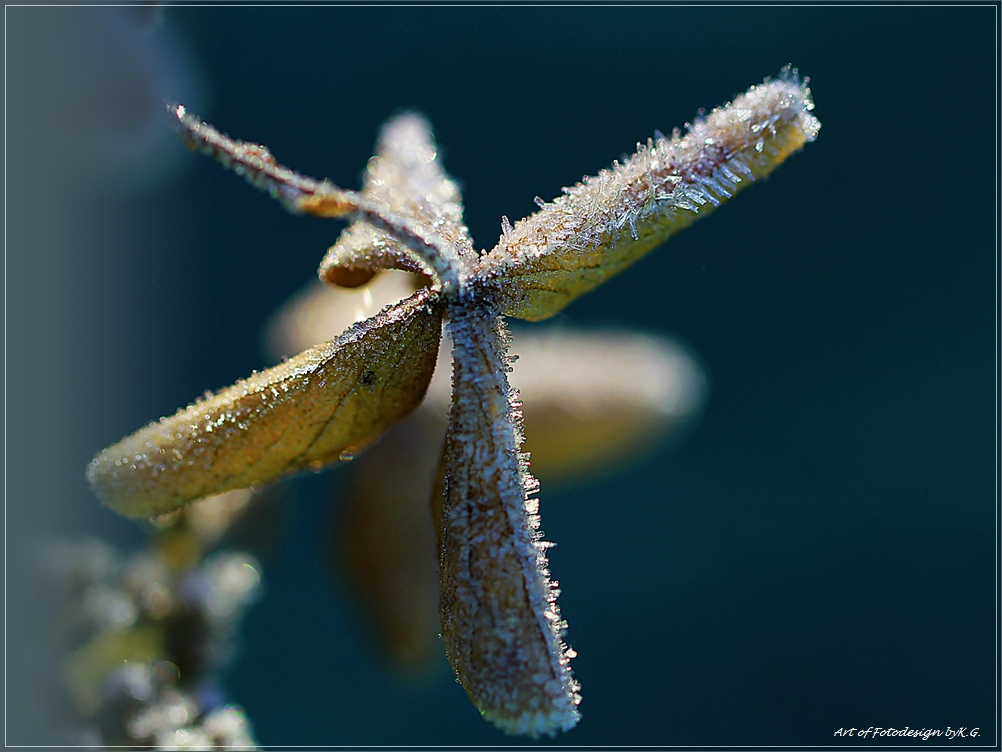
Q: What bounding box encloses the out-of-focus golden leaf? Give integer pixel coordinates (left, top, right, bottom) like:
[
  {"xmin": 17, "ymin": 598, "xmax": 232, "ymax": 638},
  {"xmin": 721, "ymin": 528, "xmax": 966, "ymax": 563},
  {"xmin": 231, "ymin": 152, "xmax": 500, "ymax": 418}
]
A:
[
  {"xmin": 335, "ymin": 414, "xmax": 443, "ymax": 671},
  {"xmin": 88, "ymin": 288, "xmax": 444, "ymax": 519},
  {"xmin": 264, "ymin": 270, "xmax": 421, "ymax": 361},
  {"xmin": 512, "ymin": 329, "xmax": 706, "ymax": 479},
  {"xmin": 150, "ymin": 489, "xmax": 257, "ymax": 571}
]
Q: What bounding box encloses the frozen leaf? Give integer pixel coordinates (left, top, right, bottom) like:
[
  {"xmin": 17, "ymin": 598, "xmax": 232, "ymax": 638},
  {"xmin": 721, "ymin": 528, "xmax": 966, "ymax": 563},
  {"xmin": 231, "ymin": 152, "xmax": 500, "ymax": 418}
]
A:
[
  {"xmin": 438, "ymin": 306, "xmax": 580, "ymax": 736},
  {"xmin": 319, "ymin": 114, "xmax": 477, "ymax": 287},
  {"xmin": 171, "ymin": 105, "xmax": 466, "ymax": 292},
  {"xmin": 88, "ymin": 288, "xmax": 444, "ymax": 519},
  {"xmin": 480, "ymin": 70, "xmax": 820, "ymax": 320}
]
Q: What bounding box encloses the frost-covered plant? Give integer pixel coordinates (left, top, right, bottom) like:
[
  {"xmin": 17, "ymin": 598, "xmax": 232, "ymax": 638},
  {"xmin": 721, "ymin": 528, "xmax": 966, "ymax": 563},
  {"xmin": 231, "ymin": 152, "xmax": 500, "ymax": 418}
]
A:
[
  {"xmin": 266, "ymin": 270, "xmax": 710, "ymax": 675},
  {"xmin": 88, "ymin": 69, "xmax": 819, "ymax": 736},
  {"xmin": 50, "ymin": 495, "xmax": 263, "ymax": 748}
]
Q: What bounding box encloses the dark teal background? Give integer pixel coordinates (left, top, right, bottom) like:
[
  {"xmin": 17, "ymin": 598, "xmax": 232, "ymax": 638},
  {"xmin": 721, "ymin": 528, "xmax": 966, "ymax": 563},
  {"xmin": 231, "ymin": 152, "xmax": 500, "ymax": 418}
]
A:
[{"xmin": 6, "ymin": 4, "xmax": 996, "ymax": 748}]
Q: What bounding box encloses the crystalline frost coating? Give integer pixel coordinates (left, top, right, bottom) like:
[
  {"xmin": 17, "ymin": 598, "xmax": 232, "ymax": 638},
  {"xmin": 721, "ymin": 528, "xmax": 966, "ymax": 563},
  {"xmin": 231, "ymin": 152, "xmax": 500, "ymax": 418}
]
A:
[
  {"xmin": 480, "ymin": 69, "xmax": 820, "ymax": 320},
  {"xmin": 319, "ymin": 114, "xmax": 477, "ymax": 287},
  {"xmin": 88, "ymin": 288, "xmax": 443, "ymax": 519},
  {"xmin": 438, "ymin": 303, "xmax": 580, "ymax": 736}
]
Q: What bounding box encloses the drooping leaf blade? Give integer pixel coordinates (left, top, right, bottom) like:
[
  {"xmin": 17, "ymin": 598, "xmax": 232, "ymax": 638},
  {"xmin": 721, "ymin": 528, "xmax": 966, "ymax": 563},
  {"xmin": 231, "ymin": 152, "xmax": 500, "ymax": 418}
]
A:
[
  {"xmin": 88, "ymin": 288, "xmax": 444, "ymax": 519},
  {"xmin": 437, "ymin": 305, "xmax": 580, "ymax": 737}
]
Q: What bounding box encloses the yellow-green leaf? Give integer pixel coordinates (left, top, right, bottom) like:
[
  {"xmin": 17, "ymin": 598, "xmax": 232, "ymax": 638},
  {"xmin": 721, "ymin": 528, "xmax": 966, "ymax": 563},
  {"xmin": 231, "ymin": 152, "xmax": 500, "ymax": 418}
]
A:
[
  {"xmin": 88, "ymin": 288, "xmax": 444, "ymax": 519},
  {"xmin": 63, "ymin": 625, "xmax": 165, "ymax": 717}
]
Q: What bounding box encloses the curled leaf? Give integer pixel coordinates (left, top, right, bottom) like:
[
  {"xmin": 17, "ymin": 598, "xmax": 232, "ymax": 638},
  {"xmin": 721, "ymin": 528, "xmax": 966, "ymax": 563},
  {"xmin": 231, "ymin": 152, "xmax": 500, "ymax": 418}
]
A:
[
  {"xmin": 319, "ymin": 113, "xmax": 476, "ymax": 287},
  {"xmin": 171, "ymin": 105, "xmax": 464, "ymax": 293},
  {"xmin": 481, "ymin": 70, "xmax": 820, "ymax": 320},
  {"xmin": 88, "ymin": 288, "xmax": 444, "ymax": 519}
]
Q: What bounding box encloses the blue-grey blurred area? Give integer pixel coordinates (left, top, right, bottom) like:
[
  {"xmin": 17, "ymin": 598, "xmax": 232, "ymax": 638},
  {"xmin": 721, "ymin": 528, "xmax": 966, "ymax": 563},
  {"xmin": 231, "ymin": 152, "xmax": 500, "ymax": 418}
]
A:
[{"xmin": 6, "ymin": 5, "xmax": 994, "ymax": 747}]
